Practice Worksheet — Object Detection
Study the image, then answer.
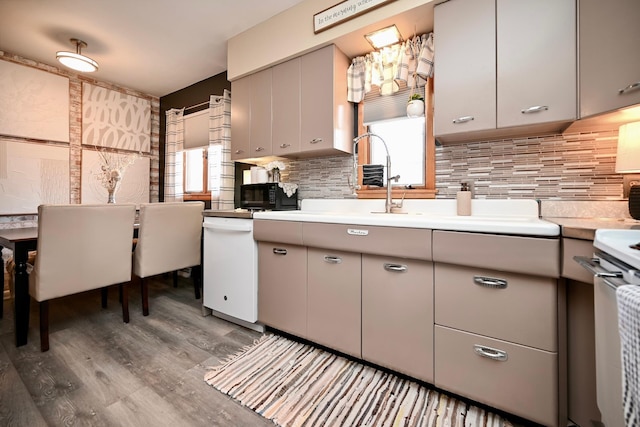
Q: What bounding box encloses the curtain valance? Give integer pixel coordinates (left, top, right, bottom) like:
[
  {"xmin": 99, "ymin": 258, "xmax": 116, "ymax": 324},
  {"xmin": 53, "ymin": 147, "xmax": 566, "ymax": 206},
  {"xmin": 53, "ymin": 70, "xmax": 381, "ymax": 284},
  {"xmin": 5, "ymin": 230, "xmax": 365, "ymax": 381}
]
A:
[{"xmin": 347, "ymin": 32, "xmax": 434, "ymax": 103}]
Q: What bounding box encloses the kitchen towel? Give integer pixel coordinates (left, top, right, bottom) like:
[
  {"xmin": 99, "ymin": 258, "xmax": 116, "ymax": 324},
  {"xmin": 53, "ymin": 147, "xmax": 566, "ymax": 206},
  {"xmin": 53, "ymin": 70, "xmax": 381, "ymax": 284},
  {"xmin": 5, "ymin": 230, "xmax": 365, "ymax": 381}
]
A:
[
  {"xmin": 362, "ymin": 164, "xmax": 384, "ymax": 187},
  {"xmin": 617, "ymin": 284, "xmax": 640, "ymax": 427}
]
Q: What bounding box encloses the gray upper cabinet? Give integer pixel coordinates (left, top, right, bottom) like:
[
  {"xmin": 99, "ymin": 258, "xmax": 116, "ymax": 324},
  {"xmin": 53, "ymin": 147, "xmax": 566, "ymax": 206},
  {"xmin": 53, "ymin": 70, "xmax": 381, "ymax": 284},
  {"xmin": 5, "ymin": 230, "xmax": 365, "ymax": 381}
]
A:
[
  {"xmin": 299, "ymin": 45, "xmax": 352, "ymax": 156},
  {"xmin": 434, "ymin": 0, "xmax": 496, "ymax": 137},
  {"xmin": 230, "ymin": 75, "xmax": 251, "ymax": 160},
  {"xmin": 230, "ymin": 68, "xmax": 272, "ymax": 160},
  {"xmin": 434, "ymin": 0, "xmax": 576, "ymax": 143},
  {"xmin": 579, "ymin": 0, "xmax": 640, "ymax": 118},
  {"xmin": 250, "ymin": 68, "xmax": 272, "ymax": 157},
  {"xmin": 496, "ymin": 0, "xmax": 576, "ymax": 128},
  {"xmin": 272, "ymin": 58, "xmax": 301, "ymax": 156},
  {"xmin": 231, "ymin": 44, "xmax": 352, "ymax": 160}
]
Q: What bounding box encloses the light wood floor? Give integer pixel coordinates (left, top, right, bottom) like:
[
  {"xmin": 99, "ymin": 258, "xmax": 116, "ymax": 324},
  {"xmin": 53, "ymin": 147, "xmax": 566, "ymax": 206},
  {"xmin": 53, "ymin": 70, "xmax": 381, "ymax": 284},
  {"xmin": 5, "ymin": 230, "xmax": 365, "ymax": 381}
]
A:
[{"xmin": 0, "ymin": 275, "xmax": 274, "ymax": 427}]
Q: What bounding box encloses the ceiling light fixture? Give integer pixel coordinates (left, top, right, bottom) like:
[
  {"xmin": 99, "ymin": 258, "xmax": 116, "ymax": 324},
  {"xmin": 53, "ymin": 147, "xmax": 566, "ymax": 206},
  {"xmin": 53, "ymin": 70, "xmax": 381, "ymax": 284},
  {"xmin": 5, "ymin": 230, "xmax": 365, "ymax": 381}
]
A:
[
  {"xmin": 364, "ymin": 25, "xmax": 402, "ymax": 50},
  {"xmin": 56, "ymin": 38, "xmax": 99, "ymax": 72}
]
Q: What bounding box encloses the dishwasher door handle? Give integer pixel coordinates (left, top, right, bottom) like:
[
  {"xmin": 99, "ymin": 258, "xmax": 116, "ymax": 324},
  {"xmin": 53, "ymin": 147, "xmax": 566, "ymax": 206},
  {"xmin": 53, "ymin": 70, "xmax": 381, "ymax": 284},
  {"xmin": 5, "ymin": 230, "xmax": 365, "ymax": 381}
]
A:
[{"xmin": 203, "ymin": 223, "xmax": 253, "ymax": 232}]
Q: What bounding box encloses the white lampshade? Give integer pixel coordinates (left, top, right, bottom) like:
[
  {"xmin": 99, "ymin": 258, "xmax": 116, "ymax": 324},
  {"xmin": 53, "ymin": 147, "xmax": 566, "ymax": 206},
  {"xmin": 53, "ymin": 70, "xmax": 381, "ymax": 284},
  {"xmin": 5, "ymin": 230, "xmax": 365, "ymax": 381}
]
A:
[
  {"xmin": 56, "ymin": 38, "xmax": 98, "ymax": 73},
  {"xmin": 615, "ymin": 121, "xmax": 640, "ymax": 173}
]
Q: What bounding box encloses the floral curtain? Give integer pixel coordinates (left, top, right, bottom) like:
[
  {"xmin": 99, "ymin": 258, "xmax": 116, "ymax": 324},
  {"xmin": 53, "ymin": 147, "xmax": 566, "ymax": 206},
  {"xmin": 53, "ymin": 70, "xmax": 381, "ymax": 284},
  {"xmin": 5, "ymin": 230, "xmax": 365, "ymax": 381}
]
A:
[
  {"xmin": 208, "ymin": 90, "xmax": 234, "ymax": 210},
  {"xmin": 164, "ymin": 108, "xmax": 184, "ymax": 202},
  {"xmin": 347, "ymin": 32, "xmax": 434, "ymax": 103}
]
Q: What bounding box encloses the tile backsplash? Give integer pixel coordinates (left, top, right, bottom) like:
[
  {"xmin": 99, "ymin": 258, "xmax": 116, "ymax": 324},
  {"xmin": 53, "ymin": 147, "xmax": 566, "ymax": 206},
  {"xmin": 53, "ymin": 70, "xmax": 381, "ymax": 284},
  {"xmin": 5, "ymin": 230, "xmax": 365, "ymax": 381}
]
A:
[{"xmin": 282, "ymin": 129, "xmax": 622, "ymax": 201}]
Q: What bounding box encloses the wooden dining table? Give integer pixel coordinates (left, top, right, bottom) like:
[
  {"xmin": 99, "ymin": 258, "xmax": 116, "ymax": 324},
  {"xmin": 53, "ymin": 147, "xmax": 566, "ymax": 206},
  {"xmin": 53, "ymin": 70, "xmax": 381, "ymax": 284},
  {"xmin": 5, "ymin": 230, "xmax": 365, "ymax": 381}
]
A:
[{"xmin": 0, "ymin": 227, "xmax": 38, "ymax": 347}]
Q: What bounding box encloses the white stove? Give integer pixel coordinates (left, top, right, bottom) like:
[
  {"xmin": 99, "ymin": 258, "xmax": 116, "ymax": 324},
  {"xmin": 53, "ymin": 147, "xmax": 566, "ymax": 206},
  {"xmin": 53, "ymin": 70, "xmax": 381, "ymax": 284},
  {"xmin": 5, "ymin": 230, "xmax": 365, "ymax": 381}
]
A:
[
  {"xmin": 594, "ymin": 229, "xmax": 640, "ymax": 285},
  {"xmin": 577, "ymin": 228, "xmax": 640, "ymax": 427}
]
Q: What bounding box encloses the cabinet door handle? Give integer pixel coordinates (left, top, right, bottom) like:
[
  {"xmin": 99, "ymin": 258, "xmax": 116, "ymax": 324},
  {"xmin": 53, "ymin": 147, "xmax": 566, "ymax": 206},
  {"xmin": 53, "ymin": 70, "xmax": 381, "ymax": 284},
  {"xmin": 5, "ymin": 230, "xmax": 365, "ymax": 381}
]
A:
[
  {"xmin": 234, "ymin": 149, "xmax": 244, "ymax": 154},
  {"xmin": 473, "ymin": 345, "xmax": 508, "ymax": 362},
  {"xmin": 273, "ymin": 248, "xmax": 287, "ymax": 255},
  {"xmin": 384, "ymin": 263, "xmax": 408, "ymax": 273},
  {"xmin": 473, "ymin": 276, "xmax": 507, "ymax": 289},
  {"xmin": 618, "ymin": 81, "xmax": 640, "ymax": 94},
  {"xmin": 521, "ymin": 105, "xmax": 549, "ymax": 114},
  {"xmin": 279, "ymin": 143, "xmax": 291, "ymax": 148},
  {"xmin": 452, "ymin": 116, "xmax": 474, "ymax": 124},
  {"xmin": 310, "ymin": 138, "xmax": 323, "ymax": 144},
  {"xmin": 323, "ymin": 255, "xmax": 342, "ymax": 264},
  {"xmin": 255, "ymin": 147, "xmax": 264, "ymax": 152}
]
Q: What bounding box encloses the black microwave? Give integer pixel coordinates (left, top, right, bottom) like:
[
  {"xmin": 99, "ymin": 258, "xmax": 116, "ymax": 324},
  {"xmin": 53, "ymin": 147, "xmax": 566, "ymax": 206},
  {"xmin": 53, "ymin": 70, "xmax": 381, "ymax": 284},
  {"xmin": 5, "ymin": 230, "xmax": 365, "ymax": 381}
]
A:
[{"xmin": 240, "ymin": 183, "xmax": 298, "ymax": 211}]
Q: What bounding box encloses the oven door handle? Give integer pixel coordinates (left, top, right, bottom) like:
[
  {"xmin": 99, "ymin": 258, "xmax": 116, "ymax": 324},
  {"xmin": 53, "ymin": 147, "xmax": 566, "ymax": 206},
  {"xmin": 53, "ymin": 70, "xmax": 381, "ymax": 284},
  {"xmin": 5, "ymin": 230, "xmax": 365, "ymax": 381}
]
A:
[{"xmin": 573, "ymin": 256, "xmax": 624, "ymax": 278}]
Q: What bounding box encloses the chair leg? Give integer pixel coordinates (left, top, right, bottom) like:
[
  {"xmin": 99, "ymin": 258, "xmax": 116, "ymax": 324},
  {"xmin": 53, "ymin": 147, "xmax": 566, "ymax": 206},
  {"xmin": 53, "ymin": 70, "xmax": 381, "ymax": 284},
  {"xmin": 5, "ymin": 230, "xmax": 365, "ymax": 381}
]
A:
[
  {"xmin": 40, "ymin": 300, "xmax": 49, "ymax": 352},
  {"xmin": 101, "ymin": 287, "xmax": 108, "ymax": 308},
  {"xmin": 141, "ymin": 277, "xmax": 149, "ymax": 316},
  {"xmin": 192, "ymin": 265, "xmax": 201, "ymax": 300},
  {"xmin": 121, "ymin": 283, "xmax": 129, "ymax": 323},
  {"xmin": 173, "ymin": 270, "xmax": 178, "ymax": 288}
]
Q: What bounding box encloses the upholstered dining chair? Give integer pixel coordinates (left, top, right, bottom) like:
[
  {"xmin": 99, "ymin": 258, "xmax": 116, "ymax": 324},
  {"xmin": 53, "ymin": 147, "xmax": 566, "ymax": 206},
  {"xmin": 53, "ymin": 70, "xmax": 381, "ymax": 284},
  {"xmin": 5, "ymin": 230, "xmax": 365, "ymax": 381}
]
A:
[
  {"xmin": 30, "ymin": 203, "xmax": 137, "ymax": 351},
  {"xmin": 133, "ymin": 201, "xmax": 204, "ymax": 316}
]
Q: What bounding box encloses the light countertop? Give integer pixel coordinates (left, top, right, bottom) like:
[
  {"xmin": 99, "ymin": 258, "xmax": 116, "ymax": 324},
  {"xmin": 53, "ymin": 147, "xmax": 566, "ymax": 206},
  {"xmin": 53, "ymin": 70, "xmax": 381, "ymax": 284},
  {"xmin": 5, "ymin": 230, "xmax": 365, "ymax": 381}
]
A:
[{"xmin": 253, "ymin": 199, "xmax": 561, "ymax": 237}]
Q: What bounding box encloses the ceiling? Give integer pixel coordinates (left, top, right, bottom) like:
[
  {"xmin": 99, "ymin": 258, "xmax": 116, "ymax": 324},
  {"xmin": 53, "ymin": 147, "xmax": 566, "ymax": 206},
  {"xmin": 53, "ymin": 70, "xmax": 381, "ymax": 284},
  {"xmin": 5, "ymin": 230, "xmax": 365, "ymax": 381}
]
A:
[
  {"xmin": 0, "ymin": 0, "xmax": 435, "ymax": 99},
  {"xmin": 0, "ymin": 0, "xmax": 308, "ymax": 97}
]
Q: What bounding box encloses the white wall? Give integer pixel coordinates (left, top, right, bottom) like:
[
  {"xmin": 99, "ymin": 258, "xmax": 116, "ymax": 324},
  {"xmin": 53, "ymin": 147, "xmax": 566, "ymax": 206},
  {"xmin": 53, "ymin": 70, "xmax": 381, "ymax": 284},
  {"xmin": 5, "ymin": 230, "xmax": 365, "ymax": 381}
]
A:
[{"xmin": 227, "ymin": 0, "xmax": 434, "ymax": 80}]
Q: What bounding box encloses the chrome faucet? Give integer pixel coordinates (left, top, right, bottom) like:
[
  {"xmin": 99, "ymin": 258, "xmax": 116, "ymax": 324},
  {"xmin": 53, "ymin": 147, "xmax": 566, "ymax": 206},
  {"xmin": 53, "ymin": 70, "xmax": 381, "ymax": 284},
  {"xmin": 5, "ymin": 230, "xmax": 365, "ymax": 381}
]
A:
[{"xmin": 352, "ymin": 133, "xmax": 402, "ymax": 213}]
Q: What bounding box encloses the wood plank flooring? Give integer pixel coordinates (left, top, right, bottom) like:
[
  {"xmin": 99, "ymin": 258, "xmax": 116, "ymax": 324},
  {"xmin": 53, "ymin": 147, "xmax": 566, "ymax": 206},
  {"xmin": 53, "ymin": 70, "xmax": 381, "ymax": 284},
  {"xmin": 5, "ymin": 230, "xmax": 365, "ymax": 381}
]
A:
[{"xmin": 0, "ymin": 275, "xmax": 273, "ymax": 427}]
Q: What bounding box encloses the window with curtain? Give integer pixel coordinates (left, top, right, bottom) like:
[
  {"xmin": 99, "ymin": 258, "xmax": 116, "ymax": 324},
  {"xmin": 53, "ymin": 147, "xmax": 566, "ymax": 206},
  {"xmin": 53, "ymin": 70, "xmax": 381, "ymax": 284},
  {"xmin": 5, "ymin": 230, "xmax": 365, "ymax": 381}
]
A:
[
  {"xmin": 356, "ymin": 83, "xmax": 436, "ymax": 199},
  {"xmin": 349, "ymin": 32, "xmax": 436, "ymax": 199},
  {"xmin": 182, "ymin": 108, "xmax": 213, "ymax": 200}
]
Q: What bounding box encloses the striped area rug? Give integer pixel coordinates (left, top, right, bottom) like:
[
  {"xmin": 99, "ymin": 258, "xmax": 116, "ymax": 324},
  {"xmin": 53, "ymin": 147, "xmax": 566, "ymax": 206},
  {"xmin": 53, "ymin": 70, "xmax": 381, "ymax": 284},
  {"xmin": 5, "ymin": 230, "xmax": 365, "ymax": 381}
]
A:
[{"xmin": 204, "ymin": 334, "xmax": 519, "ymax": 427}]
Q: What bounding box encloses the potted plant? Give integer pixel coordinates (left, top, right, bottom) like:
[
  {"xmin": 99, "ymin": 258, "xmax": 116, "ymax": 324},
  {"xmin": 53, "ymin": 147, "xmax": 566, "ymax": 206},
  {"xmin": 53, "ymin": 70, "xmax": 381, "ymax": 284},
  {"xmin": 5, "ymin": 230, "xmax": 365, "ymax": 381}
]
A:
[{"xmin": 407, "ymin": 92, "xmax": 425, "ymax": 118}]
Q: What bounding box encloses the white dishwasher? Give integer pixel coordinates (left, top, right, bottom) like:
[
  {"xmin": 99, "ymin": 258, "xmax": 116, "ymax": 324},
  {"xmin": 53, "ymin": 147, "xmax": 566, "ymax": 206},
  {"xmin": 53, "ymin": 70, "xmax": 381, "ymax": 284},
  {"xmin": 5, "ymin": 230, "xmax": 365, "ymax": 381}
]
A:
[{"xmin": 202, "ymin": 214, "xmax": 263, "ymax": 331}]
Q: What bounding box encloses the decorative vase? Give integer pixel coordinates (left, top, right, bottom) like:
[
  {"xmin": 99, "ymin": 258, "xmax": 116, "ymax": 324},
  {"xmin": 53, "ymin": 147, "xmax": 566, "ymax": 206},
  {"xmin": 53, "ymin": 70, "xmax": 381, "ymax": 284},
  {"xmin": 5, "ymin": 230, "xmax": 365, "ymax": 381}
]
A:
[
  {"xmin": 407, "ymin": 99, "xmax": 425, "ymax": 118},
  {"xmin": 271, "ymin": 169, "xmax": 281, "ymax": 183}
]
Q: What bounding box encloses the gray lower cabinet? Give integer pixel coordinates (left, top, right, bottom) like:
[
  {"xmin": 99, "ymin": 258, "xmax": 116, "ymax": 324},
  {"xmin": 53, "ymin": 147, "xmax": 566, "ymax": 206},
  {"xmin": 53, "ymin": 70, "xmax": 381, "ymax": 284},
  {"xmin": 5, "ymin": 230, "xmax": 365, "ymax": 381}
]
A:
[
  {"xmin": 432, "ymin": 230, "xmax": 563, "ymax": 427},
  {"xmin": 257, "ymin": 242, "xmax": 307, "ymax": 338},
  {"xmin": 362, "ymin": 255, "xmax": 434, "ymax": 383},
  {"xmin": 563, "ymin": 237, "xmax": 601, "ymax": 427},
  {"xmin": 307, "ymin": 248, "xmax": 361, "ymax": 358}
]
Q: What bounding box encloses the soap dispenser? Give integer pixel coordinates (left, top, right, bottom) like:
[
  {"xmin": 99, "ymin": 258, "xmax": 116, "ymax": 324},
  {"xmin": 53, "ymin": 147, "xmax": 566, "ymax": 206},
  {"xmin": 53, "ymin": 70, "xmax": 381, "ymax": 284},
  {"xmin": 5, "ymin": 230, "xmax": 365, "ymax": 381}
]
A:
[{"xmin": 456, "ymin": 182, "xmax": 471, "ymax": 216}]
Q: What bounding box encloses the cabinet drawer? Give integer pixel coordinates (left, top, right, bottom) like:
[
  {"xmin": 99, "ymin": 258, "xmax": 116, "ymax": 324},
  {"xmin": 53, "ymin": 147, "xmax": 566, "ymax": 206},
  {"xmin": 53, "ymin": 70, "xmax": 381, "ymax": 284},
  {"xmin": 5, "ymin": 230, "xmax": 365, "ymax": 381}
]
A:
[
  {"xmin": 435, "ymin": 264, "xmax": 557, "ymax": 351},
  {"xmin": 435, "ymin": 325, "xmax": 558, "ymax": 427},
  {"xmin": 433, "ymin": 230, "xmax": 559, "ymax": 277},
  {"xmin": 303, "ymin": 223, "xmax": 431, "ymax": 260},
  {"xmin": 562, "ymin": 237, "xmax": 595, "ymax": 283},
  {"xmin": 254, "ymin": 220, "xmax": 303, "ymax": 245}
]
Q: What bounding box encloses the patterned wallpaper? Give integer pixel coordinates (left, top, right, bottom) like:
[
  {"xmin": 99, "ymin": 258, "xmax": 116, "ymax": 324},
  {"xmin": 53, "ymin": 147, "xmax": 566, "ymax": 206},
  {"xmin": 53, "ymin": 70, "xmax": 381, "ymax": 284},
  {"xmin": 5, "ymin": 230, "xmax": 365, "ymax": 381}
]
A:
[
  {"xmin": 284, "ymin": 129, "xmax": 623, "ymax": 201},
  {"xmin": 0, "ymin": 50, "xmax": 160, "ymax": 229}
]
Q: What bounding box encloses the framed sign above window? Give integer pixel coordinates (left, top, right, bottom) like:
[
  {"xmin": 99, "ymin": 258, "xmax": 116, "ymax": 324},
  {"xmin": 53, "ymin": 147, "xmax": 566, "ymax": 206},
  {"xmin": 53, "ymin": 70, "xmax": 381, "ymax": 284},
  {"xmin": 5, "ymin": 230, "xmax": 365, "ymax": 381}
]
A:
[{"xmin": 314, "ymin": 0, "xmax": 396, "ymax": 34}]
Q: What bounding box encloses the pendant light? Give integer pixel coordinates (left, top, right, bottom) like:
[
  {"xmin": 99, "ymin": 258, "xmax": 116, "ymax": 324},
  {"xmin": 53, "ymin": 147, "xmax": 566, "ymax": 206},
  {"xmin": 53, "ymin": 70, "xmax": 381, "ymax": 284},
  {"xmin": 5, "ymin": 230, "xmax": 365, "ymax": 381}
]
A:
[{"xmin": 56, "ymin": 38, "xmax": 99, "ymax": 72}]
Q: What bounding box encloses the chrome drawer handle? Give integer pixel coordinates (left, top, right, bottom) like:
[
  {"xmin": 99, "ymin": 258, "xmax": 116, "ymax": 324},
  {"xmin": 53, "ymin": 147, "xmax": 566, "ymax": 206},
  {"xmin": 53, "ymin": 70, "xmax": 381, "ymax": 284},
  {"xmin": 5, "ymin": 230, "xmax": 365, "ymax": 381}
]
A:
[
  {"xmin": 310, "ymin": 138, "xmax": 323, "ymax": 144},
  {"xmin": 279, "ymin": 143, "xmax": 291, "ymax": 148},
  {"xmin": 384, "ymin": 263, "xmax": 408, "ymax": 273},
  {"xmin": 521, "ymin": 105, "xmax": 549, "ymax": 114},
  {"xmin": 255, "ymin": 147, "xmax": 264, "ymax": 152},
  {"xmin": 273, "ymin": 248, "xmax": 287, "ymax": 255},
  {"xmin": 452, "ymin": 116, "xmax": 474, "ymax": 124},
  {"xmin": 473, "ymin": 276, "xmax": 507, "ymax": 289},
  {"xmin": 324, "ymin": 255, "xmax": 342, "ymax": 264},
  {"xmin": 234, "ymin": 149, "xmax": 244, "ymax": 154},
  {"xmin": 474, "ymin": 345, "xmax": 508, "ymax": 362},
  {"xmin": 619, "ymin": 81, "xmax": 640, "ymax": 94}
]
